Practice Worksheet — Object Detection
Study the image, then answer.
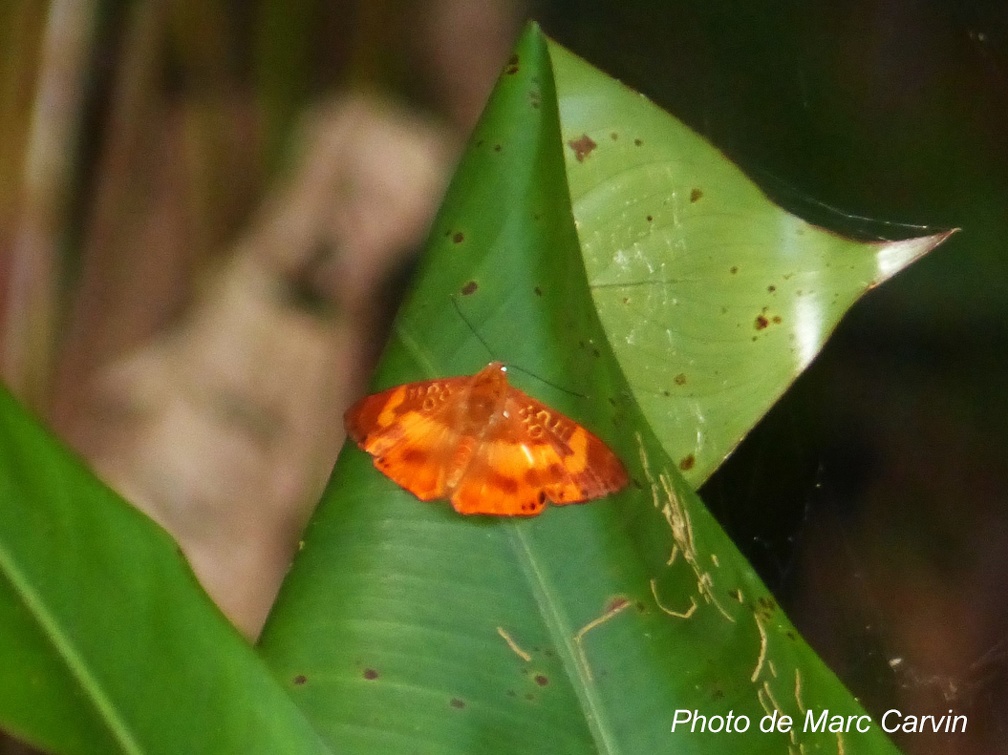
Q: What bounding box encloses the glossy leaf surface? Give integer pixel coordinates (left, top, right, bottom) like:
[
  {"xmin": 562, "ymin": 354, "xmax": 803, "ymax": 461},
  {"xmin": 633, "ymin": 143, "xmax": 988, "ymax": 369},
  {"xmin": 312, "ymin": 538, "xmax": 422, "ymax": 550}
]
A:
[{"xmin": 554, "ymin": 43, "xmax": 949, "ymax": 486}]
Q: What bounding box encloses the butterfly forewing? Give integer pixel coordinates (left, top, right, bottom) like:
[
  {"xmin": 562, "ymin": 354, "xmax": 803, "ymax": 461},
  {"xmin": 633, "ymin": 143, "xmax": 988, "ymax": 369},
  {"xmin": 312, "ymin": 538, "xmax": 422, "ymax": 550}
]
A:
[{"xmin": 345, "ymin": 376, "xmax": 470, "ymax": 501}]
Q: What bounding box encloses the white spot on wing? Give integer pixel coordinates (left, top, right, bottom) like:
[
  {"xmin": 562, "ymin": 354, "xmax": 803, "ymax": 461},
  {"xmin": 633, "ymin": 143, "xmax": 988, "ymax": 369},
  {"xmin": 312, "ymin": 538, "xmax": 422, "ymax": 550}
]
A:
[{"xmin": 520, "ymin": 444, "xmax": 536, "ymax": 465}]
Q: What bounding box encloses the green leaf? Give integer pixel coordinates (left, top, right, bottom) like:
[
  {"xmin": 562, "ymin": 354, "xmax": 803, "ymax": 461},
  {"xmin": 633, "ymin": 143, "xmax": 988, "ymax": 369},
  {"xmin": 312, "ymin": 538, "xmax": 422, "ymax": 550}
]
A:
[
  {"xmin": 259, "ymin": 24, "xmax": 918, "ymax": 753},
  {"xmin": 552, "ymin": 42, "xmax": 951, "ymax": 487},
  {"xmin": 0, "ymin": 386, "xmax": 331, "ymax": 755}
]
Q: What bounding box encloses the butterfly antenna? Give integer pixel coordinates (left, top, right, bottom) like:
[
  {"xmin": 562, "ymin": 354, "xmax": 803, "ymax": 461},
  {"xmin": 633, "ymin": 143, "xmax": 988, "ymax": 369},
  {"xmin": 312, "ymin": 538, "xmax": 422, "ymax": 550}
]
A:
[
  {"xmin": 508, "ymin": 365, "xmax": 587, "ymax": 399},
  {"xmin": 449, "ymin": 294, "xmax": 586, "ymax": 399},
  {"xmin": 449, "ymin": 294, "xmax": 495, "ymax": 359}
]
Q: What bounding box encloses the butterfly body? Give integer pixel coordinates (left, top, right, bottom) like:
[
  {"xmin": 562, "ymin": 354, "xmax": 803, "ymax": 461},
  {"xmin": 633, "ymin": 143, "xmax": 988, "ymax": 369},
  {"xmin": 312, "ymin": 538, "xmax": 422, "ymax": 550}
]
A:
[{"xmin": 344, "ymin": 362, "xmax": 628, "ymax": 516}]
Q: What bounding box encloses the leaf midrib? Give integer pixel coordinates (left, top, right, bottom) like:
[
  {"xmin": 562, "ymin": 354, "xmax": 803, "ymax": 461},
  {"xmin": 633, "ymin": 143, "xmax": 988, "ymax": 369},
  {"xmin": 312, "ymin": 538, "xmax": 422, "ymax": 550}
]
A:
[
  {"xmin": 506, "ymin": 522, "xmax": 619, "ymax": 755},
  {"xmin": 0, "ymin": 541, "xmax": 142, "ymax": 755}
]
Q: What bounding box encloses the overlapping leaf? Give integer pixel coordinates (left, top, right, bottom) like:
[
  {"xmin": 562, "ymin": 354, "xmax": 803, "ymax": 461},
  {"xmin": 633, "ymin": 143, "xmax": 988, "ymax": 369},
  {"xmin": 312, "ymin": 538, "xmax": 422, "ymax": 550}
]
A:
[
  {"xmin": 553, "ymin": 43, "xmax": 949, "ymax": 486},
  {"xmin": 258, "ymin": 25, "xmax": 920, "ymax": 754}
]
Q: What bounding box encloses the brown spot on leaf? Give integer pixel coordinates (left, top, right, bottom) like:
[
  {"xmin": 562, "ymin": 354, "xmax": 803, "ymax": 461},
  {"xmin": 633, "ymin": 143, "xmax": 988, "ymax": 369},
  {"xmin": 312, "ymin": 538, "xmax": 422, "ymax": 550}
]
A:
[
  {"xmin": 452, "ymin": 231, "xmax": 465, "ymax": 244},
  {"xmin": 679, "ymin": 454, "xmax": 696, "ymax": 471},
  {"xmin": 503, "ymin": 54, "xmax": 519, "ymax": 75},
  {"xmin": 690, "ymin": 188, "xmax": 703, "ymax": 202},
  {"xmin": 755, "ymin": 315, "xmax": 769, "ymax": 330},
  {"xmin": 610, "ymin": 131, "xmax": 618, "ymax": 140},
  {"xmin": 568, "ymin": 134, "xmax": 598, "ymax": 162},
  {"xmin": 674, "ymin": 373, "xmax": 686, "ymax": 386},
  {"xmin": 730, "ymin": 265, "xmax": 738, "ymax": 274},
  {"xmin": 363, "ymin": 668, "xmax": 379, "ymax": 680},
  {"xmin": 767, "ymin": 284, "xmax": 776, "ymax": 293},
  {"xmin": 646, "ymin": 214, "xmax": 653, "ymax": 222},
  {"xmin": 772, "ymin": 315, "xmax": 782, "ymax": 324},
  {"xmin": 493, "ymin": 144, "xmax": 502, "ymax": 152},
  {"xmin": 450, "ymin": 697, "xmax": 466, "ymax": 709},
  {"xmin": 534, "ymin": 674, "xmax": 549, "ymax": 687},
  {"xmin": 534, "ymin": 285, "xmax": 542, "ymax": 296},
  {"xmin": 634, "ymin": 138, "xmax": 643, "ymax": 146},
  {"xmin": 461, "ymin": 280, "xmax": 478, "ymax": 296},
  {"xmin": 292, "ymin": 674, "xmax": 307, "ymax": 686}
]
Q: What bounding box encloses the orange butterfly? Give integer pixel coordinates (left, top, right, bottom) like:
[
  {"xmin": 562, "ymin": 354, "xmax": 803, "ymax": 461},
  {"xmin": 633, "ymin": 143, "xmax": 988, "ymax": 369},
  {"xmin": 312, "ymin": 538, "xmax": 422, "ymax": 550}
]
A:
[{"xmin": 344, "ymin": 362, "xmax": 628, "ymax": 516}]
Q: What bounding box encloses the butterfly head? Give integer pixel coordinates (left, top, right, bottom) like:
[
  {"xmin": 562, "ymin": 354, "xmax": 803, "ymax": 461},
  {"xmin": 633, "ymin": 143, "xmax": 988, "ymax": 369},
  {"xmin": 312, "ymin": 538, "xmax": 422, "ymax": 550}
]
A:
[{"xmin": 464, "ymin": 362, "xmax": 509, "ymax": 420}]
